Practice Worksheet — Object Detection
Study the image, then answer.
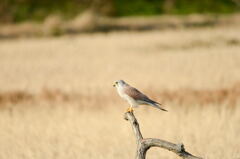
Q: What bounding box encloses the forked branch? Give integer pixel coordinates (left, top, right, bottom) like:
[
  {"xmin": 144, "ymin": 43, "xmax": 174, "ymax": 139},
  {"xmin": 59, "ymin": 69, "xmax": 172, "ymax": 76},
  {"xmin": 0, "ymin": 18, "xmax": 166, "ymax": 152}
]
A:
[{"xmin": 124, "ymin": 112, "xmax": 203, "ymax": 159}]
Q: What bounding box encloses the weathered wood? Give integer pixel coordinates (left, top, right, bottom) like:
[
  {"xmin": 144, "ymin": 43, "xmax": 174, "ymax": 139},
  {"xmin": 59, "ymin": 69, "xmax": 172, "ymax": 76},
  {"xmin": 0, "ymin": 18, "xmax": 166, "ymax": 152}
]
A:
[{"xmin": 124, "ymin": 112, "xmax": 203, "ymax": 159}]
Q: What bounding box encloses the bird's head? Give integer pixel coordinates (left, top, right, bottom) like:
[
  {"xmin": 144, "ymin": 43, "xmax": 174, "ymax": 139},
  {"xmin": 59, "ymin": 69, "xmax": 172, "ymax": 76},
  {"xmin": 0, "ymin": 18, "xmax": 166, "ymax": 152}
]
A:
[{"xmin": 113, "ymin": 80, "xmax": 127, "ymax": 88}]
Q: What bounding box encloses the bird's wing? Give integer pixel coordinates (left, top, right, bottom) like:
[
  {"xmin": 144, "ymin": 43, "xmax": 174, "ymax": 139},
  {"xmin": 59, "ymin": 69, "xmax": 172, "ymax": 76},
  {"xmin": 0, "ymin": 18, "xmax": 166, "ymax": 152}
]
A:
[
  {"xmin": 124, "ymin": 86, "xmax": 162, "ymax": 105},
  {"xmin": 123, "ymin": 85, "xmax": 166, "ymax": 111},
  {"xmin": 123, "ymin": 86, "xmax": 150, "ymax": 101},
  {"xmin": 124, "ymin": 85, "xmax": 166, "ymax": 111}
]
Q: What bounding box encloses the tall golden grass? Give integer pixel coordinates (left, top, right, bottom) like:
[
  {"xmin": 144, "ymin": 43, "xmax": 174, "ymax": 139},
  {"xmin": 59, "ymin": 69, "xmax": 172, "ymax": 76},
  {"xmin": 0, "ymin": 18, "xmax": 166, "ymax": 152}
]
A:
[
  {"xmin": 0, "ymin": 103, "xmax": 239, "ymax": 159},
  {"xmin": 0, "ymin": 24, "xmax": 240, "ymax": 159}
]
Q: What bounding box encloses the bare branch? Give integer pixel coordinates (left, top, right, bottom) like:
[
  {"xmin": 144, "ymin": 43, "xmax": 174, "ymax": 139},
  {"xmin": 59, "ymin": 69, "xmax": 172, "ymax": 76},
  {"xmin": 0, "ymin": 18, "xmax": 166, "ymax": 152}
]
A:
[
  {"xmin": 124, "ymin": 112, "xmax": 203, "ymax": 159},
  {"xmin": 124, "ymin": 112, "xmax": 143, "ymax": 144}
]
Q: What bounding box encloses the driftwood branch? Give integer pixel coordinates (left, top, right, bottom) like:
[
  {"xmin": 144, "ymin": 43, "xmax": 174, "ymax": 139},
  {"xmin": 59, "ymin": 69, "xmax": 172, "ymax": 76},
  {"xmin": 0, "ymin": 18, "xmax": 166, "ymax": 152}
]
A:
[{"xmin": 124, "ymin": 112, "xmax": 203, "ymax": 159}]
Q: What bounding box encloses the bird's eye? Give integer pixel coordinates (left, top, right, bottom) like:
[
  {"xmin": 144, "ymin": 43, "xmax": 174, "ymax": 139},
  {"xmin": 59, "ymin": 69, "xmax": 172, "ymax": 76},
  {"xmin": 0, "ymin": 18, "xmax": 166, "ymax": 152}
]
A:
[{"xmin": 115, "ymin": 82, "xmax": 118, "ymax": 84}]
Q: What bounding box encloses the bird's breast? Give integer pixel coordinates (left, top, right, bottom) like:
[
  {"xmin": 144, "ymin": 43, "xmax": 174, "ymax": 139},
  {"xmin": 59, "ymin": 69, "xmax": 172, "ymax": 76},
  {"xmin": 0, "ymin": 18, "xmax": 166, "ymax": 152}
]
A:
[
  {"xmin": 117, "ymin": 87, "xmax": 125, "ymax": 98},
  {"xmin": 117, "ymin": 87, "xmax": 138, "ymax": 106}
]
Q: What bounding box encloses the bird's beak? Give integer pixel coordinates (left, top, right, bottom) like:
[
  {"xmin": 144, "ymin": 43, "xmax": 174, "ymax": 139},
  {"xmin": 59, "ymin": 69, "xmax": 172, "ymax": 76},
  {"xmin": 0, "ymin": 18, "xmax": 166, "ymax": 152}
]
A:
[{"xmin": 113, "ymin": 84, "xmax": 116, "ymax": 87}]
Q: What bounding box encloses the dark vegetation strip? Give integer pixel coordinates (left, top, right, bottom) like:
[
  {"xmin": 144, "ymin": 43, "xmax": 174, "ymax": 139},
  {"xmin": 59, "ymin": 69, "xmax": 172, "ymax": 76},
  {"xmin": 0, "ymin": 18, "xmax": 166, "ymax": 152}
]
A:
[
  {"xmin": 0, "ymin": 82, "xmax": 239, "ymax": 106},
  {"xmin": 0, "ymin": 0, "xmax": 239, "ymax": 23}
]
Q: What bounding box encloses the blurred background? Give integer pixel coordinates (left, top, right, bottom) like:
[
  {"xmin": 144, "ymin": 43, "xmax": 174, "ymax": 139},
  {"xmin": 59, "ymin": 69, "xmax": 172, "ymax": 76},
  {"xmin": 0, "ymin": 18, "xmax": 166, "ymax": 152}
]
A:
[
  {"xmin": 0, "ymin": 0, "xmax": 240, "ymax": 159},
  {"xmin": 0, "ymin": 0, "xmax": 239, "ymax": 22}
]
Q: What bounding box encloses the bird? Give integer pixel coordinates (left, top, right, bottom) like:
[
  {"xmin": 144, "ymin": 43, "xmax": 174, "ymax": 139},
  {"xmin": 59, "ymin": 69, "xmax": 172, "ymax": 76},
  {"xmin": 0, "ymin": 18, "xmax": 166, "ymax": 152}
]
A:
[{"xmin": 113, "ymin": 80, "xmax": 167, "ymax": 112}]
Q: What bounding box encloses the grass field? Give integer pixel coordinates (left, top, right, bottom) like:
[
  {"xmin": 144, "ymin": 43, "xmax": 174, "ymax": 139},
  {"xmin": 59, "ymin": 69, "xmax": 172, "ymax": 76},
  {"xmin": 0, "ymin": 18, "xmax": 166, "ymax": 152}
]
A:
[{"xmin": 0, "ymin": 24, "xmax": 240, "ymax": 159}]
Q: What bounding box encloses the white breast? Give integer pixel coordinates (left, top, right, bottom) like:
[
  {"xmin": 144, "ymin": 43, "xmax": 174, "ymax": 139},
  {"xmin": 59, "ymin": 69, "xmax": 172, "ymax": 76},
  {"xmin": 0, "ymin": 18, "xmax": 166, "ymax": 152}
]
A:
[{"xmin": 117, "ymin": 86, "xmax": 139, "ymax": 107}]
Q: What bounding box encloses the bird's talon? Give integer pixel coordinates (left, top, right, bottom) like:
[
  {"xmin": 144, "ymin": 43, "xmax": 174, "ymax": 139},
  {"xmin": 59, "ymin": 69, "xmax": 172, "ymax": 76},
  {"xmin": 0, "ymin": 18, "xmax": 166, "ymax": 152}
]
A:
[{"xmin": 126, "ymin": 107, "xmax": 134, "ymax": 113}]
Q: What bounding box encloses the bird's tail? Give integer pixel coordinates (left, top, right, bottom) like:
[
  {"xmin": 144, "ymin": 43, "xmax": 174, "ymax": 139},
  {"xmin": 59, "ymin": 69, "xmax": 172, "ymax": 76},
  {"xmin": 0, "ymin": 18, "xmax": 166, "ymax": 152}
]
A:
[
  {"xmin": 146, "ymin": 100, "xmax": 167, "ymax": 112},
  {"xmin": 152, "ymin": 103, "xmax": 168, "ymax": 111}
]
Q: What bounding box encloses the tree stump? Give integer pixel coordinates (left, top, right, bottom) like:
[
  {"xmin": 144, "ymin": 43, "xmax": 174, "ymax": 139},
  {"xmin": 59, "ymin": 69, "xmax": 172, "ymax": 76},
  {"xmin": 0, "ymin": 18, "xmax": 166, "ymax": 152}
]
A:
[{"xmin": 124, "ymin": 112, "xmax": 203, "ymax": 159}]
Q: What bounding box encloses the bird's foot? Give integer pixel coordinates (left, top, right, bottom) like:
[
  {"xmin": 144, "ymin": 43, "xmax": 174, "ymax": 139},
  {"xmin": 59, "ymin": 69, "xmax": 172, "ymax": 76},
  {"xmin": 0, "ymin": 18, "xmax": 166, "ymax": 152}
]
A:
[{"xmin": 126, "ymin": 107, "xmax": 134, "ymax": 113}]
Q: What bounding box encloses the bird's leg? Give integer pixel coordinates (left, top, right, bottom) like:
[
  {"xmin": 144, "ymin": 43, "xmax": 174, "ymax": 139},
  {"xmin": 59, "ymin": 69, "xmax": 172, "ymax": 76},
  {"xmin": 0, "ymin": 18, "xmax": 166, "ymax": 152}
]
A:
[{"xmin": 126, "ymin": 106, "xmax": 134, "ymax": 113}]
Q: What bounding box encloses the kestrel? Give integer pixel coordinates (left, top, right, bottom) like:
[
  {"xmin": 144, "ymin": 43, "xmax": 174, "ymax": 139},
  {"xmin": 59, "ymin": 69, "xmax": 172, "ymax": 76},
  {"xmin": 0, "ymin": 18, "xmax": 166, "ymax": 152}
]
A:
[{"xmin": 113, "ymin": 80, "xmax": 167, "ymax": 112}]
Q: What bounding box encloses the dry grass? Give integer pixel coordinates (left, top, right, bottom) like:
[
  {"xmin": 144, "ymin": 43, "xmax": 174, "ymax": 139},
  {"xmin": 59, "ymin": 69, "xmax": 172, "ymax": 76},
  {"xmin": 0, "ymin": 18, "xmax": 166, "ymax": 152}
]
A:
[
  {"xmin": 0, "ymin": 103, "xmax": 239, "ymax": 159},
  {"xmin": 0, "ymin": 24, "xmax": 240, "ymax": 159},
  {"xmin": 0, "ymin": 27, "xmax": 240, "ymax": 92}
]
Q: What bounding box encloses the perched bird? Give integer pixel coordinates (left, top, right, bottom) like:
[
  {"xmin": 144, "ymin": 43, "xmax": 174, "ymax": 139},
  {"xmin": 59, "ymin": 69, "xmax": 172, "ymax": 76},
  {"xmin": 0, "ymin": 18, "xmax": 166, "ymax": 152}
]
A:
[{"xmin": 113, "ymin": 80, "xmax": 167, "ymax": 112}]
